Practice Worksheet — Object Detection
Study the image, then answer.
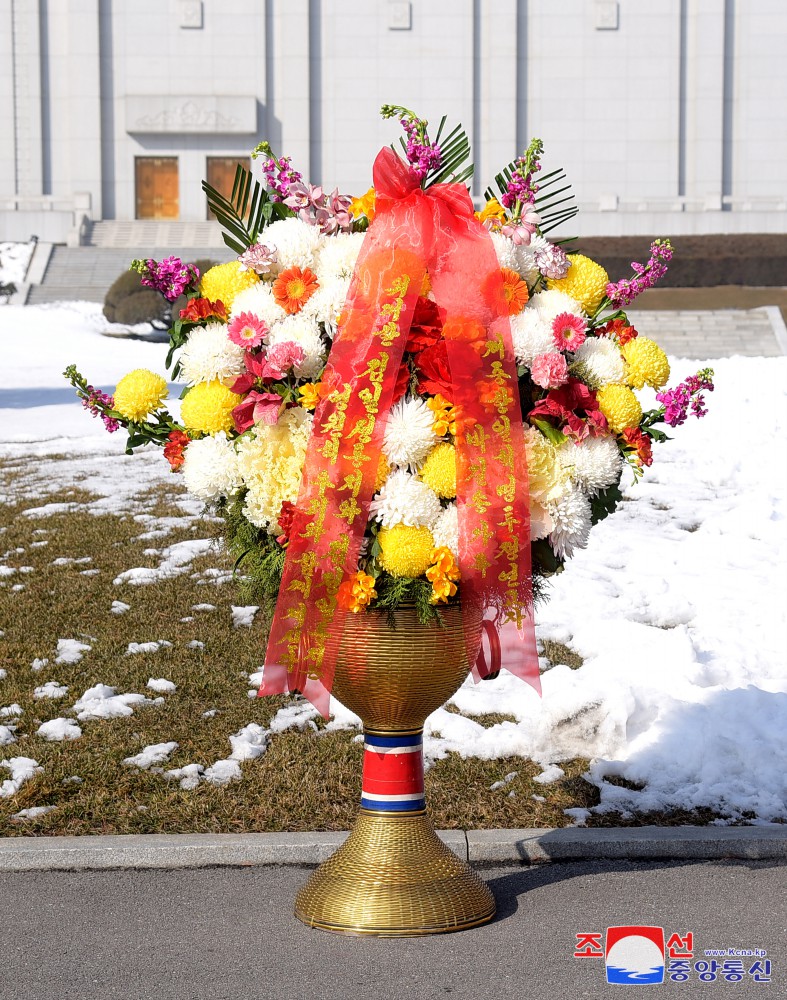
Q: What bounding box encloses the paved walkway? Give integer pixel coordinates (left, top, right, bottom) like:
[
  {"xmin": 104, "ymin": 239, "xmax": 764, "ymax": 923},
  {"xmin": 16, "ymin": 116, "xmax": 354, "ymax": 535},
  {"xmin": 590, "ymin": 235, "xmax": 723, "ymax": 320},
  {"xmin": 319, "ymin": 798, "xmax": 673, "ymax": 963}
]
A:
[
  {"xmin": 1, "ymin": 860, "xmax": 783, "ymax": 999},
  {"xmin": 628, "ymin": 306, "xmax": 787, "ymax": 358}
]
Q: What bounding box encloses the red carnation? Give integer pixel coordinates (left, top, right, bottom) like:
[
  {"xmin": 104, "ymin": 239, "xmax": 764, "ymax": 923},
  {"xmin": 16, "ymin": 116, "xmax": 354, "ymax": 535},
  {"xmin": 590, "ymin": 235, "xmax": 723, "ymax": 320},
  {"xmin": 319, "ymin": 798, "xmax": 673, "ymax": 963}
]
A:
[
  {"xmin": 405, "ymin": 297, "xmax": 443, "ymax": 353},
  {"xmin": 276, "ymin": 501, "xmax": 297, "ymax": 545}
]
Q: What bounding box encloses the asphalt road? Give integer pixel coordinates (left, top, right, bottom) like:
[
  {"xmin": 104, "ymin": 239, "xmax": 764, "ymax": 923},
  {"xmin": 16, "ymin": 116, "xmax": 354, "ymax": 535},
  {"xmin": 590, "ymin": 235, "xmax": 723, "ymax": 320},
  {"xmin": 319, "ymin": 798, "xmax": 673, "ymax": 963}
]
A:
[{"xmin": 1, "ymin": 860, "xmax": 784, "ymax": 999}]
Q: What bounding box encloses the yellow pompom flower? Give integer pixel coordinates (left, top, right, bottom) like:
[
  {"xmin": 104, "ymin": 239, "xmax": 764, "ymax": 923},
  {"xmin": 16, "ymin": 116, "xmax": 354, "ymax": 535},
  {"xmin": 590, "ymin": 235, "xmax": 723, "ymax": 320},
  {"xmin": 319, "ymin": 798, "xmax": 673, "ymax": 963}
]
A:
[
  {"xmin": 378, "ymin": 524, "xmax": 435, "ymax": 578},
  {"xmin": 375, "ymin": 453, "xmax": 391, "ymax": 492},
  {"xmin": 596, "ymin": 384, "xmax": 643, "ymax": 433},
  {"xmin": 180, "ymin": 380, "xmax": 242, "ymax": 435},
  {"xmin": 420, "ymin": 443, "xmax": 456, "ymax": 500},
  {"xmin": 298, "ymin": 382, "xmax": 322, "ymax": 411},
  {"xmin": 621, "ymin": 337, "xmax": 671, "ymax": 389},
  {"xmin": 199, "ymin": 261, "xmax": 259, "ymax": 310},
  {"xmin": 548, "ymin": 254, "xmax": 609, "ymax": 315},
  {"xmin": 113, "ymin": 369, "xmax": 168, "ymax": 422},
  {"xmin": 524, "ymin": 426, "xmax": 566, "ymax": 504},
  {"xmin": 349, "ymin": 187, "xmax": 376, "ymax": 222}
]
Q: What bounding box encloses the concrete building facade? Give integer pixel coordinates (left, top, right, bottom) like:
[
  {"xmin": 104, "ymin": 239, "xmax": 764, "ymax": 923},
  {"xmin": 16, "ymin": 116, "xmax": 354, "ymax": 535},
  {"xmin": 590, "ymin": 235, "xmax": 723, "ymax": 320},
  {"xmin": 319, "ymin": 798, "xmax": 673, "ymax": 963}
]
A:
[{"xmin": 2, "ymin": 0, "xmax": 785, "ymax": 243}]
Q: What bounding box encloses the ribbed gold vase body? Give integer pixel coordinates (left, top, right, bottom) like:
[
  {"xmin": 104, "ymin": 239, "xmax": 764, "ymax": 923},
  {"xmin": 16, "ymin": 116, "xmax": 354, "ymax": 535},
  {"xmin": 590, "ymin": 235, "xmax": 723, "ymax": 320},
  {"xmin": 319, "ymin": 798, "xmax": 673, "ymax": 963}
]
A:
[{"xmin": 294, "ymin": 603, "xmax": 496, "ymax": 936}]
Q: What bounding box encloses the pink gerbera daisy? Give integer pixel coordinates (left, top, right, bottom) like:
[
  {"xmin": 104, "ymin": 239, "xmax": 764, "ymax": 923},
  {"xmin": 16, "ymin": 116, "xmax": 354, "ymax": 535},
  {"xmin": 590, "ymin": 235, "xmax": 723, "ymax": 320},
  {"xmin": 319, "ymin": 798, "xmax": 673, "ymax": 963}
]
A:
[
  {"xmin": 227, "ymin": 311, "xmax": 268, "ymax": 349},
  {"xmin": 552, "ymin": 312, "xmax": 586, "ymax": 351}
]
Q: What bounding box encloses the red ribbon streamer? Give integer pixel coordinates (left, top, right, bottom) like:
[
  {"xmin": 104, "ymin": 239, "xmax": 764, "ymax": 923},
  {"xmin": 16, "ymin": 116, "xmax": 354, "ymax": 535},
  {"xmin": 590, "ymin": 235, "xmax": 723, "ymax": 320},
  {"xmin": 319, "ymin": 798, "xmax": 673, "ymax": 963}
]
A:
[{"xmin": 260, "ymin": 148, "xmax": 541, "ymax": 715}]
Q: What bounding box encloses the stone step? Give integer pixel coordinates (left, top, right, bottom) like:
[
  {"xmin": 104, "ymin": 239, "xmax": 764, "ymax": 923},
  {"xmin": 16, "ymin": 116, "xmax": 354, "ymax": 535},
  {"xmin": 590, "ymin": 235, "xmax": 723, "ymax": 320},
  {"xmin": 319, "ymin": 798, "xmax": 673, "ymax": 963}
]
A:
[{"xmin": 87, "ymin": 221, "xmax": 228, "ymax": 249}]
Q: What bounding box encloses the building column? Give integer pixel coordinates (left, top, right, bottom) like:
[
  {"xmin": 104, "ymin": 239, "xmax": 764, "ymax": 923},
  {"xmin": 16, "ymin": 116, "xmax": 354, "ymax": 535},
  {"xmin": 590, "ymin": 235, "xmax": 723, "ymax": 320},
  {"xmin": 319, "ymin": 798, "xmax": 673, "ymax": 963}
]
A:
[
  {"xmin": 474, "ymin": 0, "xmax": 518, "ymax": 198},
  {"xmin": 682, "ymin": 0, "xmax": 725, "ymax": 207},
  {"xmin": 8, "ymin": 0, "xmax": 44, "ymax": 199}
]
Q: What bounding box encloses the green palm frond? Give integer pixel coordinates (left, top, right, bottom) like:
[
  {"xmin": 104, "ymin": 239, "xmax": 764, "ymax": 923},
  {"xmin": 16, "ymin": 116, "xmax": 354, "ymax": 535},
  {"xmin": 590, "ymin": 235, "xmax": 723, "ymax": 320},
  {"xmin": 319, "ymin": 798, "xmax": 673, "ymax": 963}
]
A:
[
  {"xmin": 483, "ymin": 161, "xmax": 579, "ymax": 235},
  {"xmin": 203, "ymin": 164, "xmax": 290, "ymax": 254},
  {"xmin": 396, "ymin": 116, "xmax": 474, "ymax": 187}
]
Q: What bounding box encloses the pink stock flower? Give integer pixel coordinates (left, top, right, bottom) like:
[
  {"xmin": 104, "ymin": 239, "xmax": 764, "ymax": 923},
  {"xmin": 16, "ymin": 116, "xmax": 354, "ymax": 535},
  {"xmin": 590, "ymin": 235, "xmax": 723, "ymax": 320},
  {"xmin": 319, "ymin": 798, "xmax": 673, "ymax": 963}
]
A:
[
  {"xmin": 552, "ymin": 312, "xmax": 587, "ymax": 351},
  {"xmin": 227, "ymin": 311, "xmax": 269, "ymax": 349},
  {"xmin": 284, "ymin": 182, "xmax": 353, "ymax": 234},
  {"xmin": 232, "ymin": 391, "xmax": 284, "ymax": 432},
  {"xmin": 530, "ymin": 352, "xmax": 570, "ymax": 390},
  {"xmin": 262, "ymin": 341, "xmax": 306, "ymax": 379}
]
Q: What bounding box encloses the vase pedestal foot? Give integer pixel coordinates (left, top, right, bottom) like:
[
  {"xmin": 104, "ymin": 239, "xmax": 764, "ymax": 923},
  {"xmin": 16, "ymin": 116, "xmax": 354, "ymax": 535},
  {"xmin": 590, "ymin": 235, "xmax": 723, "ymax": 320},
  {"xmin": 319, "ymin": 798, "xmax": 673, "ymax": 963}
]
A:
[{"xmin": 295, "ymin": 810, "xmax": 496, "ymax": 936}]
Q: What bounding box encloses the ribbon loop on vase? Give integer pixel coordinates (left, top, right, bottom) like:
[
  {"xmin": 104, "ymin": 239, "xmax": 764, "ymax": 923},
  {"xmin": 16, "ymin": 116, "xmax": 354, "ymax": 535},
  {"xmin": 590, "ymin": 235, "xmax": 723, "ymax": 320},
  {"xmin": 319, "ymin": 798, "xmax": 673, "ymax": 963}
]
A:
[{"xmin": 261, "ymin": 147, "xmax": 541, "ymax": 716}]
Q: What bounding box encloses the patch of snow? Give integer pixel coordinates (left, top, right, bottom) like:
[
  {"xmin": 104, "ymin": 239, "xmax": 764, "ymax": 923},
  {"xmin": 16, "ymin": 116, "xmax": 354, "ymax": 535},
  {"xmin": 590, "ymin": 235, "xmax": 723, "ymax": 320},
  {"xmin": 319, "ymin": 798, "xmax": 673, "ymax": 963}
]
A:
[
  {"xmin": 0, "ymin": 668, "xmax": 6, "ymax": 680},
  {"xmin": 164, "ymin": 763, "xmax": 204, "ymax": 790},
  {"xmin": 72, "ymin": 683, "xmax": 154, "ymax": 721},
  {"xmin": 146, "ymin": 678, "xmax": 176, "ymax": 693},
  {"xmin": 186, "ymin": 640, "xmax": 204, "ymax": 649},
  {"xmin": 490, "ymin": 771, "xmax": 518, "ymax": 792},
  {"xmin": 126, "ymin": 641, "xmax": 171, "ymax": 655},
  {"xmin": 231, "ymin": 605, "xmax": 259, "ymax": 628},
  {"xmin": 202, "ymin": 709, "xmax": 218, "ymax": 719},
  {"xmin": 31, "ymin": 657, "xmax": 48, "ymax": 672},
  {"xmin": 533, "ymin": 764, "xmax": 566, "ymax": 785},
  {"xmin": 51, "ymin": 556, "xmax": 92, "ymax": 566},
  {"xmin": 33, "ymin": 681, "xmax": 69, "ymax": 700},
  {"xmin": 37, "ymin": 718, "xmax": 82, "ymax": 741},
  {"xmin": 0, "ymin": 704, "xmax": 22, "ymax": 719},
  {"xmin": 203, "ymin": 759, "xmax": 242, "ymax": 786},
  {"xmin": 111, "ymin": 601, "xmax": 131, "ymax": 614},
  {"xmin": 0, "ymin": 757, "xmax": 42, "ymax": 798},
  {"xmin": 55, "ymin": 638, "xmax": 91, "ymax": 664},
  {"xmin": 0, "ymin": 724, "xmax": 16, "ymax": 746},
  {"xmin": 113, "ymin": 539, "xmax": 215, "ymax": 586},
  {"xmin": 123, "ymin": 741, "xmax": 178, "ymax": 769},
  {"xmin": 11, "ymin": 805, "xmax": 56, "ymax": 821},
  {"xmin": 191, "ymin": 604, "xmax": 216, "ymax": 612}
]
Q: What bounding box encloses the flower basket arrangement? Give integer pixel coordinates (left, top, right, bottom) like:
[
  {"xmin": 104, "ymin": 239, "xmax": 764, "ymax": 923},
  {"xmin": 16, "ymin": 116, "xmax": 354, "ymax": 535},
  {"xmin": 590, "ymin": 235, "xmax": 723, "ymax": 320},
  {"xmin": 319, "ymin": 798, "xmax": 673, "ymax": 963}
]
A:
[{"xmin": 66, "ymin": 105, "xmax": 713, "ymax": 935}]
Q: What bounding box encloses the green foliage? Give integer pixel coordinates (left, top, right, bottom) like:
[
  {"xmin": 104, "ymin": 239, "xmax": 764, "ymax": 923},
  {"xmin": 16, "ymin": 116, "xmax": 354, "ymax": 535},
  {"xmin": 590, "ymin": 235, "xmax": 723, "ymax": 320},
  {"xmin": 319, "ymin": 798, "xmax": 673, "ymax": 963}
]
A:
[
  {"xmin": 484, "ymin": 159, "xmax": 579, "ymax": 236},
  {"xmin": 371, "ymin": 575, "xmax": 445, "ymax": 627},
  {"xmin": 589, "ymin": 479, "xmax": 624, "ymax": 526},
  {"xmin": 220, "ymin": 493, "xmax": 285, "ymax": 613},
  {"xmin": 203, "ymin": 164, "xmax": 291, "ymax": 255},
  {"xmin": 425, "ymin": 116, "xmax": 474, "ymax": 187}
]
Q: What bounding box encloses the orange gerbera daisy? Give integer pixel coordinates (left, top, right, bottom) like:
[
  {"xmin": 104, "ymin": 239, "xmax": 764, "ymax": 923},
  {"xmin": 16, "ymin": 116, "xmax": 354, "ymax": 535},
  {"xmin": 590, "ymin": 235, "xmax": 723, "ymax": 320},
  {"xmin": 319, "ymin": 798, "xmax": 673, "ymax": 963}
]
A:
[
  {"xmin": 272, "ymin": 266, "xmax": 318, "ymax": 314},
  {"xmin": 500, "ymin": 267, "xmax": 529, "ymax": 314}
]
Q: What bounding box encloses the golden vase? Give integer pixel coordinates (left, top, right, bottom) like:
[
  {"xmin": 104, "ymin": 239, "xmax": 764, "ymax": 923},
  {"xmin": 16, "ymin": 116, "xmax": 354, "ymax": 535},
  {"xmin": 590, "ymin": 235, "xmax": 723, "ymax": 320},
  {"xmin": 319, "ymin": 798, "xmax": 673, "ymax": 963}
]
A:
[{"xmin": 294, "ymin": 602, "xmax": 496, "ymax": 936}]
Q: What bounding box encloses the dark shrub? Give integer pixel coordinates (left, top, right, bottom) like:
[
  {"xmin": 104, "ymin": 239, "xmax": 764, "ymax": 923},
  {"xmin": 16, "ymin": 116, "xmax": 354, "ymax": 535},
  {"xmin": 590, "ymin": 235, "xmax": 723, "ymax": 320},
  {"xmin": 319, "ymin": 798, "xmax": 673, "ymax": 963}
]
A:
[{"xmin": 113, "ymin": 290, "xmax": 171, "ymax": 326}]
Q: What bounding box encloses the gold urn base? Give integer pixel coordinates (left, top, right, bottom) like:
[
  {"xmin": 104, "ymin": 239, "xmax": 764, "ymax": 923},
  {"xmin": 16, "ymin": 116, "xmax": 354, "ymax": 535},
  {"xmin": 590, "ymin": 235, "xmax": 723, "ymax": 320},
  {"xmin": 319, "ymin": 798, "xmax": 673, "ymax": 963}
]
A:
[{"xmin": 295, "ymin": 811, "xmax": 496, "ymax": 936}]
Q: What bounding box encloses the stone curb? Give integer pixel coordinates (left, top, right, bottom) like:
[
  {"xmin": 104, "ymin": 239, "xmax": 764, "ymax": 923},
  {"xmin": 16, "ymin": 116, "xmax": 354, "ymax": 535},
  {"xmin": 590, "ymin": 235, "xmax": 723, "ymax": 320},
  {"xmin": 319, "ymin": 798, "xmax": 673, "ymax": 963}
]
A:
[{"xmin": 0, "ymin": 826, "xmax": 784, "ymax": 872}]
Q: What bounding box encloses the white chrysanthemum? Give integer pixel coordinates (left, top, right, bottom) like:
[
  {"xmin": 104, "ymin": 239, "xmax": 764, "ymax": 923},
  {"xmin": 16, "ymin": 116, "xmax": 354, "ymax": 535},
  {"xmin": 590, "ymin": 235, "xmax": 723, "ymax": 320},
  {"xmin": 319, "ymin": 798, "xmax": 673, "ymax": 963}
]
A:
[
  {"xmin": 178, "ymin": 322, "xmax": 246, "ymax": 386},
  {"xmin": 314, "ymin": 232, "xmax": 365, "ymax": 283},
  {"xmin": 264, "ymin": 217, "xmax": 323, "ymax": 272},
  {"xmin": 432, "ymin": 503, "xmax": 459, "ymax": 557},
  {"xmin": 529, "ymin": 501, "xmax": 554, "ymax": 542},
  {"xmin": 229, "ymin": 282, "xmax": 286, "ymax": 329},
  {"xmin": 547, "ymin": 483, "xmax": 592, "ymax": 559},
  {"xmin": 267, "ymin": 314, "xmax": 327, "ymax": 379},
  {"xmin": 369, "ymin": 470, "xmax": 442, "ymax": 529},
  {"xmin": 510, "ymin": 308, "xmax": 555, "ymax": 367},
  {"xmin": 301, "ymin": 275, "xmax": 351, "ymax": 337},
  {"xmin": 182, "ymin": 433, "xmax": 242, "ymax": 503},
  {"xmin": 571, "ymin": 336, "xmax": 625, "ymax": 389},
  {"xmin": 236, "ymin": 408, "xmax": 312, "ymax": 531},
  {"xmin": 490, "ymin": 231, "xmax": 520, "ymax": 272},
  {"xmin": 558, "ymin": 436, "xmax": 623, "ymax": 495},
  {"xmin": 514, "ymin": 236, "xmax": 546, "ymax": 283},
  {"xmin": 530, "ymin": 288, "xmax": 585, "ymax": 326},
  {"xmin": 382, "ymin": 396, "xmax": 438, "ymax": 471}
]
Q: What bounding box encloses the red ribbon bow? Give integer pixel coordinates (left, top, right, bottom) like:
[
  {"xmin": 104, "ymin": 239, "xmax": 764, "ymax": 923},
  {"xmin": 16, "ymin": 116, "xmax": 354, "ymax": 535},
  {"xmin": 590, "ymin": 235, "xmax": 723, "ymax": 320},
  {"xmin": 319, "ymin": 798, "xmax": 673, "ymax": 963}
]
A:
[{"xmin": 260, "ymin": 148, "xmax": 540, "ymax": 715}]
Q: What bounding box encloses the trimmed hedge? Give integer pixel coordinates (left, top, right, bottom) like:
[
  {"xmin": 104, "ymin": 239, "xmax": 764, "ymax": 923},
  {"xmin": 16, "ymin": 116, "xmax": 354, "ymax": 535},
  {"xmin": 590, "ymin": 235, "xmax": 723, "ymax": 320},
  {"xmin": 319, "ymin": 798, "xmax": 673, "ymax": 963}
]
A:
[{"xmin": 576, "ymin": 234, "xmax": 787, "ymax": 288}]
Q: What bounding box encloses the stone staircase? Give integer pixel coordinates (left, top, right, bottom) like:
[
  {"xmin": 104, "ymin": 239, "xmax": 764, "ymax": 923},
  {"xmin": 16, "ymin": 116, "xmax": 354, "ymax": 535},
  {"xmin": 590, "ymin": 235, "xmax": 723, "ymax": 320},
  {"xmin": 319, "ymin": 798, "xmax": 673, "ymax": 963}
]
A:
[
  {"xmin": 26, "ymin": 244, "xmax": 233, "ymax": 304},
  {"xmin": 87, "ymin": 220, "xmax": 227, "ymax": 249}
]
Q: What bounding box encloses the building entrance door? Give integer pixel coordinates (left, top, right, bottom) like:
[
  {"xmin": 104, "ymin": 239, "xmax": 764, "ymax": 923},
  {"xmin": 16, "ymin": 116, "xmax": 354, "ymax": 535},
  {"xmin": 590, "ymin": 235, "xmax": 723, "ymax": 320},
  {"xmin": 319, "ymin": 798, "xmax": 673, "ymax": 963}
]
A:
[
  {"xmin": 206, "ymin": 157, "xmax": 251, "ymax": 219},
  {"xmin": 135, "ymin": 157, "xmax": 179, "ymax": 219}
]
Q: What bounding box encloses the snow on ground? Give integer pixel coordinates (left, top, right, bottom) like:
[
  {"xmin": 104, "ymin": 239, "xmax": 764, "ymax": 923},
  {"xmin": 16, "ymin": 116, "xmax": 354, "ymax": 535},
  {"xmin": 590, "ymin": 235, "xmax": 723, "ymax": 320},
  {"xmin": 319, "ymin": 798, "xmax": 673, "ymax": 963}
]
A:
[
  {"xmin": 36, "ymin": 718, "xmax": 82, "ymax": 741},
  {"xmin": 0, "ymin": 241, "xmax": 34, "ymax": 287},
  {"xmin": 0, "ymin": 757, "xmax": 42, "ymax": 798},
  {"xmin": 123, "ymin": 741, "xmax": 179, "ymax": 770},
  {"xmin": 1, "ymin": 302, "xmax": 786, "ymax": 822},
  {"xmin": 72, "ymin": 683, "xmax": 160, "ymax": 721}
]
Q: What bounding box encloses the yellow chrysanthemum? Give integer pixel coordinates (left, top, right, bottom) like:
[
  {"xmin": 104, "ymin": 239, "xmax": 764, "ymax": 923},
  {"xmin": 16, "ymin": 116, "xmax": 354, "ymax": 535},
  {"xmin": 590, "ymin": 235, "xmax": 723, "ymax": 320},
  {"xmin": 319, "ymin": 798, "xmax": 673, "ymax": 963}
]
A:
[
  {"xmin": 199, "ymin": 261, "xmax": 259, "ymax": 310},
  {"xmin": 524, "ymin": 426, "xmax": 566, "ymax": 504},
  {"xmin": 547, "ymin": 254, "xmax": 609, "ymax": 315},
  {"xmin": 596, "ymin": 384, "xmax": 643, "ymax": 434},
  {"xmin": 420, "ymin": 443, "xmax": 456, "ymax": 500},
  {"xmin": 180, "ymin": 380, "xmax": 242, "ymax": 436},
  {"xmin": 621, "ymin": 337, "xmax": 671, "ymax": 390},
  {"xmin": 476, "ymin": 198, "xmax": 507, "ymax": 226},
  {"xmin": 113, "ymin": 369, "xmax": 168, "ymax": 422},
  {"xmin": 377, "ymin": 524, "xmax": 435, "ymax": 578},
  {"xmin": 349, "ymin": 186, "xmax": 376, "ymax": 222}
]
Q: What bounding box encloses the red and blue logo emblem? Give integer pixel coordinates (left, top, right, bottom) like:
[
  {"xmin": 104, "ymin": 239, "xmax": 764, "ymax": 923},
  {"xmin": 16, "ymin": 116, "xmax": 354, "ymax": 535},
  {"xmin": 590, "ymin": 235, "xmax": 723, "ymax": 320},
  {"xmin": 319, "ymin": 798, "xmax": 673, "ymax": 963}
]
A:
[
  {"xmin": 360, "ymin": 732, "xmax": 425, "ymax": 812},
  {"xmin": 605, "ymin": 926, "xmax": 666, "ymax": 984}
]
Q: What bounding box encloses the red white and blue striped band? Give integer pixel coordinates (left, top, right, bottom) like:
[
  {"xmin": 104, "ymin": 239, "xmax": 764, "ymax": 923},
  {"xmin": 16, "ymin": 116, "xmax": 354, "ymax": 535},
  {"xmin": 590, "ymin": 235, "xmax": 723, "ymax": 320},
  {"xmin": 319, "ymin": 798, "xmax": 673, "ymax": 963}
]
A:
[{"xmin": 360, "ymin": 732, "xmax": 425, "ymax": 813}]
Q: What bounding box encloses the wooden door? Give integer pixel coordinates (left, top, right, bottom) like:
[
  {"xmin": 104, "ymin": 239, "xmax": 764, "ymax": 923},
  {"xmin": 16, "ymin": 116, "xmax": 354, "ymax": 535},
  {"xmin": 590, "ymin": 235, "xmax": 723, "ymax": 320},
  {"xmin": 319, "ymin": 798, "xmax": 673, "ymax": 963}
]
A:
[
  {"xmin": 135, "ymin": 157, "xmax": 179, "ymax": 219},
  {"xmin": 206, "ymin": 157, "xmax": 251, "ymax": 219}
]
